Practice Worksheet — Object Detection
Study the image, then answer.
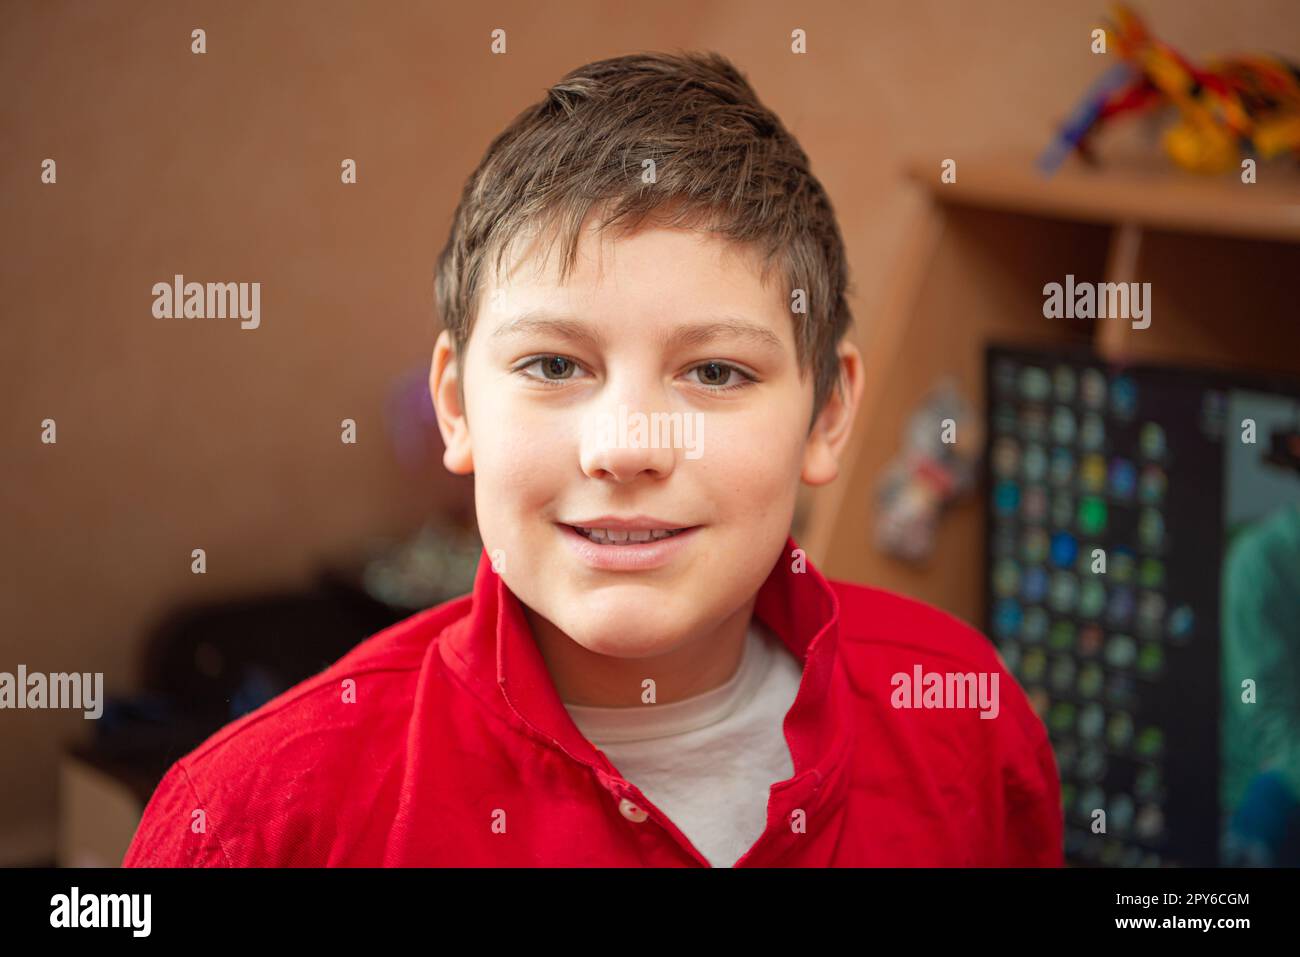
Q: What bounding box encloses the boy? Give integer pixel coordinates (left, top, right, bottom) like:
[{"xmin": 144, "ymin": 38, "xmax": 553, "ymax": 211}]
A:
[{"xmin": 124, "ymin": 51, "xmax": 1061, "ymax": 867}]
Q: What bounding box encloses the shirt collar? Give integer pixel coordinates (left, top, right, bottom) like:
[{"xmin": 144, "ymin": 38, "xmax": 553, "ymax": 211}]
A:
[{"xmin": 439, "ymin": 535, "xmax": 856, "ymax": 807}]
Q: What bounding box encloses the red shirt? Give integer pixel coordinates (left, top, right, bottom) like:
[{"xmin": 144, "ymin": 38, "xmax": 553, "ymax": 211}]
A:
[{"xmin": 122, "ymin": 536, "xmax": 1063, "ymax": 867}]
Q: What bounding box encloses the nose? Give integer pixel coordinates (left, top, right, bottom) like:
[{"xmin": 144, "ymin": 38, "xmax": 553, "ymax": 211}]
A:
[{"xmin": 578, "ymin": 393, "xmax": 679, "ymax": 483}]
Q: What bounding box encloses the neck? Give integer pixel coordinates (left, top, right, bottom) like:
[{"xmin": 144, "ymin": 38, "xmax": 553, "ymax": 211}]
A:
[{"xmin": 524, "ymin": 596, "xmax": 757, "ymax": 708}]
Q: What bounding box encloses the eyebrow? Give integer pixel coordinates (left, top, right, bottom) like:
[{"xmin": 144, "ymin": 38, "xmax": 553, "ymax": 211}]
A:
[{"xmin": 490, "ymin": 311, "xmax": 785, "ymax": 353}]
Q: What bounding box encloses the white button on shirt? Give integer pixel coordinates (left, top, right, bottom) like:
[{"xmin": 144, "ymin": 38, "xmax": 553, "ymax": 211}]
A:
[
  {"xmin": 564, "ymin": 618, "xmax": 803, "ymax": 867},
  {"xmin": 618, "ymin": 797, "xmax": 648, "ymax": 823}
]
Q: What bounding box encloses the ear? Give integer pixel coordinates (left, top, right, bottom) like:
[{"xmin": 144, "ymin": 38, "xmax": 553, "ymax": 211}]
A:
[
  {"xmin": 430, "ymin": 329, "xmax": 474, "ymax": 475},
  {"xmin": 801, "ymin": 339, "xmax": 865, "ymax": 486}
]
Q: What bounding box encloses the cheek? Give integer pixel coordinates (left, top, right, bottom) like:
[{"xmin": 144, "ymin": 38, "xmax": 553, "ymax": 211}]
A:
[
  {"xmin": 704, "ymin": 410, "xmax": 806, "ymax": 501},
  {"xmin": 474, "ymin": 408, "xmax": 577, "ymax": 503}
]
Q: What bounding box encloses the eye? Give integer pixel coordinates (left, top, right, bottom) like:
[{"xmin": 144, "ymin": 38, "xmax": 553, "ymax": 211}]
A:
[
  {"xmin": 515, "ymin": 354, "xmax": 589, "ymax": 386},
  {"xmin": 513, "ymin": 355, "xmax": 756, "ymax": 392},
  {"xmin": 686, "ymin": 361, "xmax": 755, "ymax": 392}
]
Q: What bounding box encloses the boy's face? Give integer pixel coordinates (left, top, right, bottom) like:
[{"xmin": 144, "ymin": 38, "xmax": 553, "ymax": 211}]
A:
[{"xmin": 431, "ymin": 213, "xmax": 860, "ymax": 660}]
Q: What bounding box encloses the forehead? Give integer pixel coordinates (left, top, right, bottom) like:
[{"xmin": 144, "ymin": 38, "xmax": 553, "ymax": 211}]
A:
[{"xmin": 476, "ymin": 213, "xmax": 790, "ymax": 344}]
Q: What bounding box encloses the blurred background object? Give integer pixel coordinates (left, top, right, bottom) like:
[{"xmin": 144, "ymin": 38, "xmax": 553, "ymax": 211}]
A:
[
  {"xmin": 1041, "ymin": 3, "xmax": 1300, "ymax": 174},
  {"xmin": 875, "ymin": 379, "xmax": 982, "ymax": 563}
]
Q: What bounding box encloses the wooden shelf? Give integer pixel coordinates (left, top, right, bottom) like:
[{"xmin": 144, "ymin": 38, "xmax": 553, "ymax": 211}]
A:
[
  {"xmin": 905, "ymin": 154, "xmax": 1300, "ymax": 243},
  {"xmin": 803, "ymin": 153, "xmax": 1300, "ymax": 627}
]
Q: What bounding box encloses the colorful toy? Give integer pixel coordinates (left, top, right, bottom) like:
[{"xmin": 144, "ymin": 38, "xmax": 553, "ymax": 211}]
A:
[
  {"xmin": 875, "ymin": 380, "xmax": 982, "ymax": 564},
  {"xmin": 1040, "ymin": 3, "xmax": 1300, "ymax": 174}
]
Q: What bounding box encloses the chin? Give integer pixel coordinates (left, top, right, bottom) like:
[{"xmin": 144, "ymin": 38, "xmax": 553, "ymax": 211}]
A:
[{"xmin": 565, "ymin": 622, "xmax": 686, "ymax": 660}]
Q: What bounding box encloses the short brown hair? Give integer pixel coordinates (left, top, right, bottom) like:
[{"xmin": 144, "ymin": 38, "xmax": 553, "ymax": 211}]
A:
[{"xmin": 434, "ymin": 50, "xmax": 854, "ymax": 423}]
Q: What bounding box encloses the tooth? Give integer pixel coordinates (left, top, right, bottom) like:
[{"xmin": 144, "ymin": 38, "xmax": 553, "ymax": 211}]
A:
[{"xmin": 572, "ymin": 526, "xmax": 685, "ymax": 545}]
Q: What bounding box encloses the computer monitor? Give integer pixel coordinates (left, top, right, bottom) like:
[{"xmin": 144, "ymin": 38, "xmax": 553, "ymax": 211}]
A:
[{"xmin": 983, "ymin": 344, "xmax": 1300, "ymax": 867}]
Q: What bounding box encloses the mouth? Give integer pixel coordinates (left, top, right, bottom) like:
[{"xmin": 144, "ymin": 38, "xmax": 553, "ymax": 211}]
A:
[
  {"xmin": 563, "ymin": 524, "xmax": 692, "ymax": 545},
  {"xmin": 555, "ymin": 521, "xmax": 702, "ymax": 571}
]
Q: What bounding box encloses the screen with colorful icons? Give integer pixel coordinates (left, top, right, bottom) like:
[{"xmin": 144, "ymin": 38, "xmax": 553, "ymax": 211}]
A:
[{"xmin": 984, "ymin": 345, "xmax": 1300, "ymax": 867}]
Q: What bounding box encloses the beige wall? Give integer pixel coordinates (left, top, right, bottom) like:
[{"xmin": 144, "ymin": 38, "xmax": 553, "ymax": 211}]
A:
[{"xmin": 3, "ymin": 0, "xmax": 1297, "ymax": 862}]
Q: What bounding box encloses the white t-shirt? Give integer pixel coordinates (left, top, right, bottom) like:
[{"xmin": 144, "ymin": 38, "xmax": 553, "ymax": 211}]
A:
[{"xmin": 562, "ymin": 618, "xmax": 804, "ymax": 867}]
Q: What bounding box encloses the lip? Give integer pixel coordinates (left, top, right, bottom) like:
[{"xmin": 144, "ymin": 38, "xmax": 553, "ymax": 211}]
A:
[
  {"xmin": 557, "ymin": 522, "xmax": 701, "ymax": 571},
  {"xmin": 562, "ymin": 515, "xmax": 691, "ymax": 532}
]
